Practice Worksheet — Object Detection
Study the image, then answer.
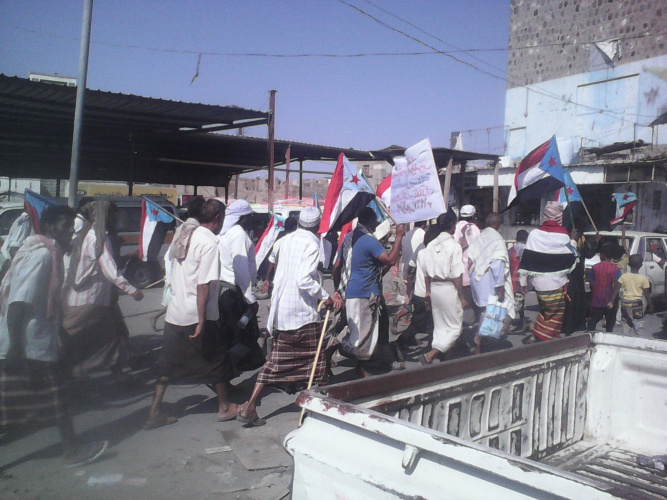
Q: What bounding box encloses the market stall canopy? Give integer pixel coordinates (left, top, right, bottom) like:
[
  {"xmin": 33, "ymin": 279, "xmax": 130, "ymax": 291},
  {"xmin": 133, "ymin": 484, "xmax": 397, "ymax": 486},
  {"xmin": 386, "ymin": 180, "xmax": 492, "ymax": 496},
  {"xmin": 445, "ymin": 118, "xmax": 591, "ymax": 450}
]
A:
[{"xmin": 0, "ymin": 74, "xmax": 376, "ymax": 186}]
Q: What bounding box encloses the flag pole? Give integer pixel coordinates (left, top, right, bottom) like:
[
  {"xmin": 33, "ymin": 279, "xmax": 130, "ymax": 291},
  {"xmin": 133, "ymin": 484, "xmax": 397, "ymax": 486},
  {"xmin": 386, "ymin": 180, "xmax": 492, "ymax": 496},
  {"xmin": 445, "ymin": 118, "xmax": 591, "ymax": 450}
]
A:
[
  {"xmin": 563, "ymin": 186, "xmax": 576, "ymax": 230},
  {"xmin": 580, "ymin": 198, "xmax": 598, "ymax": 232},
  {"xmin": 374, "ymin": 196, "xmax": 398, "ymax": 226},
  {"xmin": 141, "ymin": 195, "xmax": 184, "ymax": 224}
]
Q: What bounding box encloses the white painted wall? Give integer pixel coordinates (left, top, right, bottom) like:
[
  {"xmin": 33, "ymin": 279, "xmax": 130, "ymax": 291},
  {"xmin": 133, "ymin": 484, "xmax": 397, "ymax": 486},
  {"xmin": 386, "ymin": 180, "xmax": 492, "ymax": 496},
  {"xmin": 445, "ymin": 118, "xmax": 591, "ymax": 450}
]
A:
[{"xmin": 505, "ymin": 54, "xmax": 667, "ymax": 161}]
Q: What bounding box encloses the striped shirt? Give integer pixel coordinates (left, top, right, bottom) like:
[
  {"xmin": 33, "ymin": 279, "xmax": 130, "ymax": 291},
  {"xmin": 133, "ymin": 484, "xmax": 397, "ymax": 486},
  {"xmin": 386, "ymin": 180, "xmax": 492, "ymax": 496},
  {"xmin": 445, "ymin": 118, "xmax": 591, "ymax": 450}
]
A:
[
  {"xmin": 66, "ymin": 229, "xmax": 137, "ymax": 307},
  {"xmin": 266, "ymin": 229, "xmax": 329, "ymax": 333},
  {"xmin": 587, "ymin": 261, "xmax": 621, "ymax": 308}
]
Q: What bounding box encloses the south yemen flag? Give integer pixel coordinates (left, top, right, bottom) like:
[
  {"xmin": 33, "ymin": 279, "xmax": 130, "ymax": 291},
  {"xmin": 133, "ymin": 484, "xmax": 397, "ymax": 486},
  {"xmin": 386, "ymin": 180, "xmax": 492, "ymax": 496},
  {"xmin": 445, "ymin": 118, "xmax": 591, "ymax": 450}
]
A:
[
  {"xmin": 139, "ymin": 197, "xmax": 174, "ymax": 261},
  {"xmin": 506, "ymin": 136, "xmax": 566, "ymax": 210},
  {"xmin": 610, "ymin": 192, "xmax": 637, "ymax": 225},
  {"xmin": 24, "ymin": 189, "xmax": 59, "ymax": 234},
  {"xmin": 318, "ymin": 153, "xmax": 375, "ymax": 234},
  {"xmin": 255, "ymin": 212, "xmax": 285, "ymax": 267}
]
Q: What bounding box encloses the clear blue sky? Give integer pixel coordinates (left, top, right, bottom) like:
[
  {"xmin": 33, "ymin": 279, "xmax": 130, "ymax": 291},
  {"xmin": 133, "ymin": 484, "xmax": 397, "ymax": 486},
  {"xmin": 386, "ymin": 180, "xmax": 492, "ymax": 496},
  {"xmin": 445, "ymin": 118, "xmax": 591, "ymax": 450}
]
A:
[{"xmin": 0, "ymin": 0, "xmax": 510, "ymax": 155}]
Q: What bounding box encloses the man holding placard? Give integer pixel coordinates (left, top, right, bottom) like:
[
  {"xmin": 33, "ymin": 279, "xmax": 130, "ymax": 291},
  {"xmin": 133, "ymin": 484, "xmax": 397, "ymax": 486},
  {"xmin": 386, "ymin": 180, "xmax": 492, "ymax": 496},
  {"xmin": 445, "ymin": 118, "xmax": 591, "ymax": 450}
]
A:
[{"xmin": 341, "ymin": 208, "xmax": 405, "ymax": 377}]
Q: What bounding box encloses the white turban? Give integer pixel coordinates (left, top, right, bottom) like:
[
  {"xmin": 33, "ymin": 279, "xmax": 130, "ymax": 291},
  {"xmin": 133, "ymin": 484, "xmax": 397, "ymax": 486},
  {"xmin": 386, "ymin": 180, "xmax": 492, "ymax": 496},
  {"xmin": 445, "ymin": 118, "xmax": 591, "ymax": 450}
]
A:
[
  {"xmin": 220, "ymin": 200, "xmax": 253, "ymax": 235},
  {"xmin": 298, "ymin": 206, "xmax": 321, "ymax": 229}
]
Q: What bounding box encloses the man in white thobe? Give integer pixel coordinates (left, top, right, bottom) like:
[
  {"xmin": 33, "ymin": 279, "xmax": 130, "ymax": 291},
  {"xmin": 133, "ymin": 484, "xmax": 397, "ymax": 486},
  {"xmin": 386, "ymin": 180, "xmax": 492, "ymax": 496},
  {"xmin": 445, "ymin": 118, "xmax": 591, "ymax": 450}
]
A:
[{"xmin": 217, "ymin": 200, "xmax": 264, "ymax": 371}]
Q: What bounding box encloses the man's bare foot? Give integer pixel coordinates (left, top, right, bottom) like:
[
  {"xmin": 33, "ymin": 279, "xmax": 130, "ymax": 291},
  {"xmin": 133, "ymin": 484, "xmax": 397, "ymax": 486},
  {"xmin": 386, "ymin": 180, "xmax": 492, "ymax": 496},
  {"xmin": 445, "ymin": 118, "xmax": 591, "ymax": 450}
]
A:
[
  {"xmin": 218, "ymin": 404, "xmax": 240, "ymax": 422},
  {"xmin": 356, "ymin": 365, "xmax": 373, "ymax": 378}
]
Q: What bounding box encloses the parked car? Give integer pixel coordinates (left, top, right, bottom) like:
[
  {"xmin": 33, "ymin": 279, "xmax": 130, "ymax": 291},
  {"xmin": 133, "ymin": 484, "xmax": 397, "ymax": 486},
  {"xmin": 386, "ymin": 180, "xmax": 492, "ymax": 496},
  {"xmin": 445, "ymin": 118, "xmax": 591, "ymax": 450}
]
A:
[
  {"xmin": 0, "ymin": 201, "xmax": 25, "ymax": 247},
  {"xmin": 584, "ymin": 230, "xmax": 667, "ymax": 296}
]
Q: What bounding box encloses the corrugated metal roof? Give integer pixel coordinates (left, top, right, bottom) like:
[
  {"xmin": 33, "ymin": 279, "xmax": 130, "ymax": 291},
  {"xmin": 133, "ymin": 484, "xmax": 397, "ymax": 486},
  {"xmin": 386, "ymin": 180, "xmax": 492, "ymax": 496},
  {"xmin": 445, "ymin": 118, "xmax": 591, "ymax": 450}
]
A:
[
  {"xmin": 0, "ymin": 74, "xmax": 268, "ymax": 131},
  {"xmin": 0, "ymin": 74, "xmax": 499, "ymax": 188}
]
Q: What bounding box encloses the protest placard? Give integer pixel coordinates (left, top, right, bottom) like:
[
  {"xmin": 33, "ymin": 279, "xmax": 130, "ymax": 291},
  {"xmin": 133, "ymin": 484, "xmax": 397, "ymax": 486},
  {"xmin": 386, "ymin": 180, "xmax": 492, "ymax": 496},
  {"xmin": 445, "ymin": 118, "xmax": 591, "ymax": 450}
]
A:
[{"xmin": 389, "ymin": 138, "xmax": 446, "ymax": 224}]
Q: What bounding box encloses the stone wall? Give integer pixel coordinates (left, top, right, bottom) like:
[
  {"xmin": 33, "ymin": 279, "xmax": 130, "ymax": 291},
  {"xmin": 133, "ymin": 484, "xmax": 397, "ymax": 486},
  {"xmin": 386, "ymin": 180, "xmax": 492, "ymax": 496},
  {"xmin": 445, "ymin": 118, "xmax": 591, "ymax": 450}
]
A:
[{"xmin": 508, "ymin": 0, "xmax": 666, "ymax": 88}]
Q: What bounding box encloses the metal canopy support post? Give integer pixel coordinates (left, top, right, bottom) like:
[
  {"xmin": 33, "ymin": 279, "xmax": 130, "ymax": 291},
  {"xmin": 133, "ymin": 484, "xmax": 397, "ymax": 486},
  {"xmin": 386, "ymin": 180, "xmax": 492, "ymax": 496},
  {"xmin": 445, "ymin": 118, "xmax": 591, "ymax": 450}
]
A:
[
  {"xmin": 299, "ymin": 159, "xmax": 304, "ymax": 200},
  {"xmin": 284, "ymin": 145, "xmax": 291, "ymax": 200},
  {"xmin": 459, "ymin": 160, "xmax": 467, "ymax": 207},
  {"xmin": 492, "ymin": 159, "xmax": 500, "ymax": 212},
  {"xmin": 443, "ymin": 157, "xmax": 453, "ymax": 209},
  {"xmin": 68, "ymin": 0, "xmax": 94, "ymax": 208},
  {"xmin": 267, "ymin": 90, "xmax": 276, "ymax": 211}
]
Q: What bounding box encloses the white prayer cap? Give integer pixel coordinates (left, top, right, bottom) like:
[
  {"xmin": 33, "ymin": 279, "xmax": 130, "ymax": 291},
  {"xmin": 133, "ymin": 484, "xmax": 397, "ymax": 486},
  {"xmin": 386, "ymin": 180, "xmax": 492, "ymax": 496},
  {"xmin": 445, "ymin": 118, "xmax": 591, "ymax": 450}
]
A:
[
  {"xmin": 298, "ymin": 207, "xmax": 321, "ymax": 228},
  {"xmin": 374, "ymin": 220, "xmax": 391, "ymax": 241},
  {"xmin": 460, "ymin": 205, "xmax": 476, "ymax": 217},
  {"xmin": 220, "ymin": 199, "xmax": 253, "ymax": 235}
]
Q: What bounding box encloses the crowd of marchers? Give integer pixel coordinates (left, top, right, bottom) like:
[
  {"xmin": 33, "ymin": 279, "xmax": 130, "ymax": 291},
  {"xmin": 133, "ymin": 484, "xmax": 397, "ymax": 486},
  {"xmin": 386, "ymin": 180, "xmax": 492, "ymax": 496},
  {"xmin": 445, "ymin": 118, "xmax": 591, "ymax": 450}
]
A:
[{"xmin": 0, "ymin": 196, "xmax": 653, "ymax": 468}]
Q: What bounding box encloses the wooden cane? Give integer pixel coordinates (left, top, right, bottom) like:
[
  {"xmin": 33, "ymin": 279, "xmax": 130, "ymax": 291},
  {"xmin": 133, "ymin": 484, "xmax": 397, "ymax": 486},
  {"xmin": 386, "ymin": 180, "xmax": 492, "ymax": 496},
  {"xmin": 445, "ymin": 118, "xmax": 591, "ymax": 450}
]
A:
[
  {"xmin": 298, "ymin": 302, "xmax": 332, "ymax": 427},
  {"xmin": 144, "ymin": 277, "xmax": 165, "ymax": 289}
]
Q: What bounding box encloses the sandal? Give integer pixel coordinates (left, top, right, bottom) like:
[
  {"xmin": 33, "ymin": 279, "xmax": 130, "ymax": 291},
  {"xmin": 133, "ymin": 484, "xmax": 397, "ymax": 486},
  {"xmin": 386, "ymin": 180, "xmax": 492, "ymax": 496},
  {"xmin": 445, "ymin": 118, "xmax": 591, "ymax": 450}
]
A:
[
  {"xmin": 218, "ymin": 404, "xmax": 240, "ymax": 422},
  {"xmin": 236, "ymin": 412, "xmax": 267, "ymax": 427},
  {"xmin": 143, "ymin": 414, "xmax": 178, "ymax": 430}
]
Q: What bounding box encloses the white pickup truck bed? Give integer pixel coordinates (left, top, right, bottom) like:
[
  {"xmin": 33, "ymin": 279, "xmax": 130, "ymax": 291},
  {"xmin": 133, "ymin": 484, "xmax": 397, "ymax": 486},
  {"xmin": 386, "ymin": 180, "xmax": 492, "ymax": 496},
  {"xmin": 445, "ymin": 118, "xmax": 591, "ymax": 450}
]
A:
[{"xmin": 286, "ymin": 334, "xmax": 667, "ymax": 499}]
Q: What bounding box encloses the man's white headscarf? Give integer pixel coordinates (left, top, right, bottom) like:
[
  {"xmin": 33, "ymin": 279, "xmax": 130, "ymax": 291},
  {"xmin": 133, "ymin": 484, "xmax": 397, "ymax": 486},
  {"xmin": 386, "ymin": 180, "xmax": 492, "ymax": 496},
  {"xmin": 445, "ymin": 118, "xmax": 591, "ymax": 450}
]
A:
[{"xmin": 220, "ymin": 200, "xmax": 253, "ymax": 236}]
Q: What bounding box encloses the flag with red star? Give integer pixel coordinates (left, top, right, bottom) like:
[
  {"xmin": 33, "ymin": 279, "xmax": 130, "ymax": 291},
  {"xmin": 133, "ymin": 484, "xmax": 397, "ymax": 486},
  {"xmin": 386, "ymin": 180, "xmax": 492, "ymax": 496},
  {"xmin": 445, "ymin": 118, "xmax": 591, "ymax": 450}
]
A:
[
  {"xmin": 506, "ymin": 135, "xmax": 566, "ymax": 210},
  {"xmin": 319, "ymin": 153, "xmax": 375, "ymax": 234},
  {"xmin": 255, "ymin": 212, "xmax": 286, "ymax": 267},
  {"xmin": 139, "ymin": 197, "xmax": 175, "ymax": 261},
  {"xmin": 554, "ymin": 169, "xmax": 581, "ymax": 205},
  {"xmin": 610, "ymin": 192, "xmax": 637, "ymax": 225},
  {"xmin": 24, "ymin": 189, "xmax": 60, "ymax": 234}
]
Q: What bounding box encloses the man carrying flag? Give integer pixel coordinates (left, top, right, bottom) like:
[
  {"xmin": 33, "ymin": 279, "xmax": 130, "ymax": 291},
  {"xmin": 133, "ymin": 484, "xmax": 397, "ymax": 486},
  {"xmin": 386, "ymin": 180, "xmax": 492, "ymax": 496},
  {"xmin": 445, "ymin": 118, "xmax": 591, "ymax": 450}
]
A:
[
  {"xmin": 554, "ymin": 171, "xmax": 601, "ymax": 335},
  {"xmin": 139, "ymin": 197, "xmax": 175, "ymax": 262},
  {"xmin": 1, "ymin": 190, "xmax": 59, "ymax": 281},
  {"xmin": 519, "ymin": 202, "xmax": 577, "ymax": 341}
]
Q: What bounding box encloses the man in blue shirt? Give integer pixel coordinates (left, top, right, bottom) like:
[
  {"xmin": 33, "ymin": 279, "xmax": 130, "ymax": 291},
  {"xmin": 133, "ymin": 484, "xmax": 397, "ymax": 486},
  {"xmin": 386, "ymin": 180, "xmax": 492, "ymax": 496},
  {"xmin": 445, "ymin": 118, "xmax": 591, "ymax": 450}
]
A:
[{"xmin": 341, "ymin": 208, "xmax": 405, "ymax": 377}]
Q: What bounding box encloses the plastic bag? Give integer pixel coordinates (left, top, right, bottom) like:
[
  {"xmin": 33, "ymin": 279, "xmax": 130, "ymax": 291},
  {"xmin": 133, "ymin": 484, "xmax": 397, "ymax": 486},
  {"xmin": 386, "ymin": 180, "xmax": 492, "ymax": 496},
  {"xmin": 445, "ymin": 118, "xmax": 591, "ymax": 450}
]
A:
[{"xmin": 478, "ymin": 295, "xmax": 509, "ymax": 339}]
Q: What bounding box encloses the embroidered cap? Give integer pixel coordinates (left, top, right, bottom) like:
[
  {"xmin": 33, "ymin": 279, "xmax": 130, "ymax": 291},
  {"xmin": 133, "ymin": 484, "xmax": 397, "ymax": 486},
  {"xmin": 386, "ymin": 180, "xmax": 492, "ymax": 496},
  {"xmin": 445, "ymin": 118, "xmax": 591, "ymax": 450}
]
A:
[{"xmin": 299, "ymin": 207, "xmax": 321, "ymax": 228}]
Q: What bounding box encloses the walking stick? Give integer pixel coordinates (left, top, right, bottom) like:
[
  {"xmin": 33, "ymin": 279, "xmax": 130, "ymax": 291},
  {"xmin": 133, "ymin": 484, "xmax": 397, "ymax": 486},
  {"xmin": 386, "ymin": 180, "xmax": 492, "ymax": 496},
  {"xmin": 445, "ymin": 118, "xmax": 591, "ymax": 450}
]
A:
[
  {"xmin": 144, "ymin": 276, "xmax": 165, "ymax": 289},
  {"xmin": 298, "ymin": 302, "xmax": 332, "ymax": 427}
]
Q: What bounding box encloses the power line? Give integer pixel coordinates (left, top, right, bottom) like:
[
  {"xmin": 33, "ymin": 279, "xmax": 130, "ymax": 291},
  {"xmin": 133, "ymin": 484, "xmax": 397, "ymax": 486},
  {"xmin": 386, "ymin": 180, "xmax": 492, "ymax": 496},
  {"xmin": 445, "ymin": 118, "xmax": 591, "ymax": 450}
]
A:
[
  {"xmin": 3, "ymin": 15, "xmax": 662, "ymax": 122},
  {"xmin": 338, "ymin": 0, "xmax": 660, "ymax": 123},
  {"xmin": 5, "ymin": 21, "xmax": 666, "ymax": 59}
]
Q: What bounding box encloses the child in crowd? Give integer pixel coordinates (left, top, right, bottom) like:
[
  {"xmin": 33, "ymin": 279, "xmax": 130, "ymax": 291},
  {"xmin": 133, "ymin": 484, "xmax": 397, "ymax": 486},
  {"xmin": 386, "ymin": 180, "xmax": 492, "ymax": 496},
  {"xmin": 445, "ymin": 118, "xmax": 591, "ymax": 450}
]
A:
[
  {"xmin": 611, "ymin": 254, "xmax": 653, "ymax": 336},
  {"xmin": 509, "ymin": 229, "xmax": 528, "ymax": 331},
  {"xmin": 586, "ymin": 245, "xmax": 621, "ymax": 332}
]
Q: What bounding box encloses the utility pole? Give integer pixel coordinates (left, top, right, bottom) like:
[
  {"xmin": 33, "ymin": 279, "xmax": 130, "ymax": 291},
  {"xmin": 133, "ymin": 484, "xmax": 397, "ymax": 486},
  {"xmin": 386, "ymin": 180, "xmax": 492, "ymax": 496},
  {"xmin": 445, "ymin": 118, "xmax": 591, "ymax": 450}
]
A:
[
  {"xmin": 267, "ymin": 90, "xmax": 276, "ymax": 211},
  {"xmin": 68, "ymin": 0, "xmax": 94, "ymax": 208},
  {"xmin": 284, "ymin": 145, "xmax": 291, "ymax": 200},
  {"xmin": 492, "ymin": 159, "xmax": 500, "ymax": 212}
]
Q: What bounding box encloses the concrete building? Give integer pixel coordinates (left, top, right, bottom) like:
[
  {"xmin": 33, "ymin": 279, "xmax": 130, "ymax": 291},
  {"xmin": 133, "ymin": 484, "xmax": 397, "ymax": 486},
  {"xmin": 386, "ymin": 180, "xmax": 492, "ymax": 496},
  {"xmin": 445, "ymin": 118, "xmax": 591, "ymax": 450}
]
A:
[{"xmin": 478, "ymin": 0, "xmax": 667, "ymax": 233}]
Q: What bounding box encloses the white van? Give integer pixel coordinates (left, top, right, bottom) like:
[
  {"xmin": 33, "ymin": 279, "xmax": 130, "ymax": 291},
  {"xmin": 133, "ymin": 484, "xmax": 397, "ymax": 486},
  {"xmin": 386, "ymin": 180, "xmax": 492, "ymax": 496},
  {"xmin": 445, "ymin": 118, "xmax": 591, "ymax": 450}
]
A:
[{"xmin": 584, "ymin": 230, "xmax": 667, "ymax": 297}]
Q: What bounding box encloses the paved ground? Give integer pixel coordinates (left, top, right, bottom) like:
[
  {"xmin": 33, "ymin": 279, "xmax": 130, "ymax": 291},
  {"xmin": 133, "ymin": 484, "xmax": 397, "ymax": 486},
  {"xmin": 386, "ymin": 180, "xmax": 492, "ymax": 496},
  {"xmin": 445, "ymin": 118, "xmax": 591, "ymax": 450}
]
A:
[{"xmin": 1, "ymin": 277, "xmax": 666, "ymax": 499}]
